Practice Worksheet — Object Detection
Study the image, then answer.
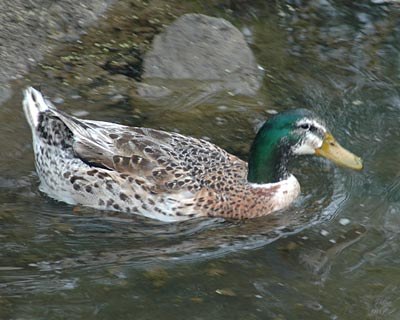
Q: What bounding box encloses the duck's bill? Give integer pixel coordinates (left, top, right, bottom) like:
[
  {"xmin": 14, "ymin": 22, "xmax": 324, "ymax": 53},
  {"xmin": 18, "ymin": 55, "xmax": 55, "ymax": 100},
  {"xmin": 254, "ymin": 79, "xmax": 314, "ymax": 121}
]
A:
[{"xmin": 315, "ymin": 133, "xmax": 363, "ymax": 170}]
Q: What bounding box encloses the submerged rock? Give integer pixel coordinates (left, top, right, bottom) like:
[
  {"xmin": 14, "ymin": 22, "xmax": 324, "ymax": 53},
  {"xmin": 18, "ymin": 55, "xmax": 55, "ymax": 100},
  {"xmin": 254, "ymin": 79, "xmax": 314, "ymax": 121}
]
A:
[{"xmin": 139, "ymin": 14, "xmax": 262, "ymax": 105}]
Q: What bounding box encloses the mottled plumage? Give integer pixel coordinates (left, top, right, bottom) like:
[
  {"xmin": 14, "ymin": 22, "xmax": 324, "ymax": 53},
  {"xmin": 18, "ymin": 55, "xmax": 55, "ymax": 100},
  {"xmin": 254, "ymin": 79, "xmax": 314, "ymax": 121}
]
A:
[{"xmin": 23, "ymin": 87, "xmax": 362, "ymax": 222}]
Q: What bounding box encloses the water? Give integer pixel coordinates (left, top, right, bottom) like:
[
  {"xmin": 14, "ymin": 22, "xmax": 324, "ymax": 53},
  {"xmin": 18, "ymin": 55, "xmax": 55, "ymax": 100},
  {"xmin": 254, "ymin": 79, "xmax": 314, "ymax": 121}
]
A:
[{"xmin": 1, "ymin": 1, "xmax": 400, "ymax": 319}]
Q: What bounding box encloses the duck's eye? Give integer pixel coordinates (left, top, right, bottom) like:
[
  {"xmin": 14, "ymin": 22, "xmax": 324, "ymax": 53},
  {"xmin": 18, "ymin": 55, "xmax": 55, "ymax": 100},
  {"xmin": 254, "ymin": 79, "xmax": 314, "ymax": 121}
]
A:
[{"xmin": 300, "ymin": 123, "xmax": 310, "ymax": 130}]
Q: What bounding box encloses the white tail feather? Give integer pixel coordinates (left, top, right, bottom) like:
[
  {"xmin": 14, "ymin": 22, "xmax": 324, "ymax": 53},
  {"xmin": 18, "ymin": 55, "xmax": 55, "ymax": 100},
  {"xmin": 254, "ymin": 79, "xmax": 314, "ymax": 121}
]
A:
[{"xmin": 23, "ymin": 87, "xmax": 54, "ymax": 128}]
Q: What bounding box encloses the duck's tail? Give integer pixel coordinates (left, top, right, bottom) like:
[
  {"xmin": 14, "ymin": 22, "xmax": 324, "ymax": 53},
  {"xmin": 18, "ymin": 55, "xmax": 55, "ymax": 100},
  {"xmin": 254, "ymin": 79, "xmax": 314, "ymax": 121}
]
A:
[
  {"xmin": 23, "ymin": 87, "xmax": 55, "ymax": 130},
  {"xmin": 23, "ymin": 86, "xmax": 76, "ymax": 149}
]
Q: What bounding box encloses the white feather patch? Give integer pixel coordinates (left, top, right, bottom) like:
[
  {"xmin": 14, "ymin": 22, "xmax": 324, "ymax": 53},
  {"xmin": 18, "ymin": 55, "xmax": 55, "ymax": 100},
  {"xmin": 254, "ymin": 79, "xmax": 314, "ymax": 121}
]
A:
[{"xmin": 250, "ymin": 175, "xmax": 301, "ymax": 211}]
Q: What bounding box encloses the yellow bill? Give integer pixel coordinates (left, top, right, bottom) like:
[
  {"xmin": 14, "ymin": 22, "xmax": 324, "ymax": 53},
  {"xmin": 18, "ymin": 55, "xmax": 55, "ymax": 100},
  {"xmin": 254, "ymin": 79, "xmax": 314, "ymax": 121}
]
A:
[{"xmin": 315, "ymin": 133, "xmax": 363, "ymax": 170}]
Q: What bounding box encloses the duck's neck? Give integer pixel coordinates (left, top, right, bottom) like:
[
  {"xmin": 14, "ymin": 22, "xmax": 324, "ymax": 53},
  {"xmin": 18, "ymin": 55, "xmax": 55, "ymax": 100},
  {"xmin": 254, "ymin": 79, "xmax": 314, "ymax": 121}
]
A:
[{"xmin": 247, "ymin": 127, "xmax": 291, "ymax": 184}]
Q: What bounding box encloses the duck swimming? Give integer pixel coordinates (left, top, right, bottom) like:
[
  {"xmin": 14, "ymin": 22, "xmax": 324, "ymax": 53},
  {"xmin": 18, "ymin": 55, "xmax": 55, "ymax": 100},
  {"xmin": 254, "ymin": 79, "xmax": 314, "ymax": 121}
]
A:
[{"xmin": 23, "ymin": 87, "xmax": 362, "ymax": 222}]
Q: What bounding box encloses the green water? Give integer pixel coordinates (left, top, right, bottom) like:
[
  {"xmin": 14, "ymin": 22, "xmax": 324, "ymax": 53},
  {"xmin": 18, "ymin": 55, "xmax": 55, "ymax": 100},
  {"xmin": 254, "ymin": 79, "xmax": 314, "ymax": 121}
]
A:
[{"xmin": 1, "ymin": 1, "xmax": 400, "ymax": 319}]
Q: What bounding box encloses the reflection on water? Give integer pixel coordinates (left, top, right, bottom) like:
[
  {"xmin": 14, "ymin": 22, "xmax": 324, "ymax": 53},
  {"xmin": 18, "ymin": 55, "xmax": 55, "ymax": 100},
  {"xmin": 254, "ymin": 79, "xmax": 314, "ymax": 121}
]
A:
[{"xmin": 1, "ymin": 1, "xmax": 400, "ymax": 319}]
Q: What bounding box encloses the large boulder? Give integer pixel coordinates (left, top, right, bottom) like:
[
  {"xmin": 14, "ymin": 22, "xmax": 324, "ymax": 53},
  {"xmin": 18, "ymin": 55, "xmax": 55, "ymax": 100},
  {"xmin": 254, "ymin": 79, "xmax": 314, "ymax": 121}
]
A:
[{"xmin": 138, "ymin": 14, "xmax": 262, "ymax": 105}]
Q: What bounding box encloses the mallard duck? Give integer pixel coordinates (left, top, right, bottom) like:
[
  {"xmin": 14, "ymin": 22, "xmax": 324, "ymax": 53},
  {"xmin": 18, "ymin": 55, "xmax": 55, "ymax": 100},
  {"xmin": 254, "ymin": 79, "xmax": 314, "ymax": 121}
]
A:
[{"xmin": 23, "ymin": 87, "xmax": 362, "ymax": 222}]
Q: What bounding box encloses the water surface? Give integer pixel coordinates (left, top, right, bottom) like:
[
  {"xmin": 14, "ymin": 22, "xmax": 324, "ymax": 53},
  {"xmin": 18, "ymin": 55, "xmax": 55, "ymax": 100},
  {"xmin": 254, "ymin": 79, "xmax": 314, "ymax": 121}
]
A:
[{"xmin": 1, "ymin": 1, "xmax": 400, "ymax": 319}]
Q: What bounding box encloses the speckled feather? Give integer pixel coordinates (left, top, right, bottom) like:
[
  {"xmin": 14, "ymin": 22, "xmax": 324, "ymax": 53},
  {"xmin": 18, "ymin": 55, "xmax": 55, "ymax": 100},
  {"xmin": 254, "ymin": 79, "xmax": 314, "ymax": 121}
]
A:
[{"xmin": 23, "ymin": 87, "xmax": 300, "ymax": 222}]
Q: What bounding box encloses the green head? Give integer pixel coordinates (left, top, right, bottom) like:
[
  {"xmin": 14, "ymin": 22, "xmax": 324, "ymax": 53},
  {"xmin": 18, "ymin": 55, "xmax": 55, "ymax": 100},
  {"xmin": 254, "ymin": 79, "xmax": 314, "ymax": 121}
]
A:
[{"xmin": 247, "ymin": 109, "xmax": 363, "ymax": 184}]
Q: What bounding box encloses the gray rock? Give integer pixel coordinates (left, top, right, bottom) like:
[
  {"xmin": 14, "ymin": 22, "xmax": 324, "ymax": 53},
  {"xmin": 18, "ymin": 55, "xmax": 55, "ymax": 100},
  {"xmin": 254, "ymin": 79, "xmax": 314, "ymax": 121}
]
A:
[{"xmin": 140, "ymin": 14, "xmax": 262, "ymax": 103}]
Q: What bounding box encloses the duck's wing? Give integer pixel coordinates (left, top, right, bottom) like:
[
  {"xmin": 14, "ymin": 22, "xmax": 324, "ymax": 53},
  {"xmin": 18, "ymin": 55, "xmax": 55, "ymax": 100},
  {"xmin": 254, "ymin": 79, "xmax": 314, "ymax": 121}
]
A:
[{"xmin": 57, "ymin": 112, "xmax": 247, "ymax": 193}]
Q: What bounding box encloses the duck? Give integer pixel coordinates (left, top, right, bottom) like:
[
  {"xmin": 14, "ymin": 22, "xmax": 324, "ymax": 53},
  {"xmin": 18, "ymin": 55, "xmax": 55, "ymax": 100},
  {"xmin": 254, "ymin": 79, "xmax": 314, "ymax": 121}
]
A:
[{"xmin": 23, "ymin": 87, "xmax": 363, "ymax": 222}]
